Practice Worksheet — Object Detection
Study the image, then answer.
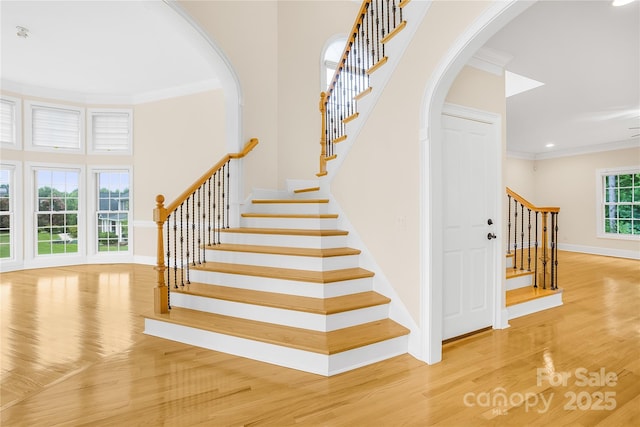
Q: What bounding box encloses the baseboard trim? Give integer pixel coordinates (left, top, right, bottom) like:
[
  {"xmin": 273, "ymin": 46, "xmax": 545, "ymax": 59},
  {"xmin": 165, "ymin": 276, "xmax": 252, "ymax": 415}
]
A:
[{"xmin": 558, "ymin": 244, "xmax": 639, "ymax": 260}]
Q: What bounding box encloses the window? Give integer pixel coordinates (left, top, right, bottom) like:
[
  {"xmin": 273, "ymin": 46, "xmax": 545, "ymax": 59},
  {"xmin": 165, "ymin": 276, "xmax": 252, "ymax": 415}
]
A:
[
  {"xmin": 88, "ymin": 109, "xmax": 133, "ymax": 154},
  {"xmin": 597, "ymin": 167, "xmax": 640, "ymax": 239},
  {"xmin": 0, "ymin": 166, "xmax": 13, "ymax": 259},
  {"xmin": 25, "ymin": 101, "xmax": 84, "ymax": 153},
  {"xmin": 1, "ymin": 95, "xmax": 22, "ymax": 149},
  {"xmin": 95, "ymin": 170, "xmax": 130, "ymax": 253},
  {"xmin": 322, "ymin": 36, "xmax": 348, "ymax": 90},
  {"xmin": 35, "ymin": 168, "xmax": 80, "ymax": 255}
]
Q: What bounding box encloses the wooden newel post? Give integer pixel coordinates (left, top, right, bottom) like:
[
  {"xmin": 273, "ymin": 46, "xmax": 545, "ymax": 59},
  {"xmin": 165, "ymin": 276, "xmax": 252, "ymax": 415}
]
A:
[
  {"xmin": 318, "ymin": 91, "xmax": 328, "ymax": 177},
  {"xmin": 153, "ymin": 194, "xmax": 169, "ymax": 314}
]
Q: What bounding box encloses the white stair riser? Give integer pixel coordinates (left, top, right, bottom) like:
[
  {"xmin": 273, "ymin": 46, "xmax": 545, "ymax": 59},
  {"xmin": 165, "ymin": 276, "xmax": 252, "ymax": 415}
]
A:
[
  {"xmin": 144, "ymin": 319, "xmax": 407, "ymax": 376},
  {"xmin": 240, "ymin": 217, "xmax": 338, "ymax": 230},
  {"xmin": 170, "ymin": 292, "xmax": 389, "ymax": 332},
  {"xmin": 506, "ymin": 273, "xmax": 533, "ymax": 290},
  {"xmin": 189, "ymin": 269, "xmax": 373, "ymax": 298},
  {"xmin": 246, "ymin": 203, "xmax": 330, "ymax": 215},
  {"xmin": 506, "ymin": 256, "xmax": 514, "ymax": 269},
  {"xmin": 327, "ymin": 335, "xmax": 408, "ymax": 376},
  {"xmin": 507, "ymin": 291, "xmax": 563, "ymax": 320},
  {"xmin": 221, "ymin": 232, "xmax": 348, "ymax": 249},
  {"xmin": 204, "ymin": 249, "xmax": 360, "ymax": 271}
]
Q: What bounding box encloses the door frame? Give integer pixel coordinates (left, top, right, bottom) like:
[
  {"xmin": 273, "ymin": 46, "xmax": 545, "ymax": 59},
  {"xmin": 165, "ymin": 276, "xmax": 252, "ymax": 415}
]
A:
[
  {"xmin": 440, "ymin": 103, "xmax": 505, "ymax": 341},
  {"xmin": 418, "ymin": 0, "xmax": 534, "ymax": 364}
]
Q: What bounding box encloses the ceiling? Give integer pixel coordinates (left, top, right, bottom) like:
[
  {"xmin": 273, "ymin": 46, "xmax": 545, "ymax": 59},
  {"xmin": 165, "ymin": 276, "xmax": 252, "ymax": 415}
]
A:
[
  {"xmin": 1, "ymin": 1, "xmax": 639, "ymax": 156},
  {"xmin": 0, "ymin": 1, "xmax": 219, "ymax": 104},
  {"xmin": 483, "ymin": 0, "xmax": 640, "ymax": 157}
]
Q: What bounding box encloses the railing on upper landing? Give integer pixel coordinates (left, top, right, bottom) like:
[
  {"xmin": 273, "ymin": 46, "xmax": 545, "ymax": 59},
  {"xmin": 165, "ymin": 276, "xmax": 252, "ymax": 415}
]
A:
[
  {"xmin": 506, "ymin": 187, "xmax": 560, "ymax": 291},
  {"xmin": 152, "ymin": 138, "xmax": 259, "ymax": 314},
  {"xmin": 317, "ymin": 0, "xmax": 408, "ymax": 177}
]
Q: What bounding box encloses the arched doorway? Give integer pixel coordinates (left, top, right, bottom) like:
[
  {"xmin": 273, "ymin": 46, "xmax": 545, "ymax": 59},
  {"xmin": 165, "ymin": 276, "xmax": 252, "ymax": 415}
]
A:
[{"xmin": 419, "ymin": 0, "xmax": 536, "ymax": 364}]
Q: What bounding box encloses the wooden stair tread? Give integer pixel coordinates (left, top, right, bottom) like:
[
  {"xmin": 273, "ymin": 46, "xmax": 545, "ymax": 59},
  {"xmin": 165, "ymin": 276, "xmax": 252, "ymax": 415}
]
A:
[
  {"xmin": 293, "ymin": 186, "xmax": 320, "ymax": 194},
  {"xmin": 506, "ymin": 287, "xmax": 561, "ymax": 306},
  {"xmin": 146, "ymin": 307, "xmax": 408, "ymax": 355},
  {"xmin": 221, "ymin": 227, "xmax": 348, "ymax": 237},
  {"xmin": 506, "ymin": 268, "xmax": 534, "ymax": 279},
  {"xmin": 174, "ymin": 283, "xmax": 390, "ymax": 314},
  {"xmin": 205, "ymin": 243, "xmax": 360, "ymax": 258},
  {"xmin": 252, "ymin": 199, "xmax": 329, "ymax": 204},
  {"xmin": 193, "ymin": 262, "xmax": 374, "ymax": 283},
  {"xmin": 242, "ymin": 213, "xmax": 338, "ymax": 219}
]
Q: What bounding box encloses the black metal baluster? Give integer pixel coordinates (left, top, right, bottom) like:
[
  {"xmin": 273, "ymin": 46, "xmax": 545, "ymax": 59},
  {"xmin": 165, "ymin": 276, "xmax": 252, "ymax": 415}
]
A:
[
  {"xmin": 173, "ymin": 211, "xmax": 177, "ymax": 289},
  {"xmin": 386, "ymin": 0, "xmax": 391, "ymax": 39},
  {"xmin": 527, "ymin": 209, "xmax": 532, "ymax": 271},
  {"xmin": 513, "ymin": 199, "xmax": 518, "ymax": 271},
  {"xmin": 191, "ymin": 193, "xmax": 196, "ymax": 268},
  {"xmin": 179, "ymin": 203, "xmax": 184, "ymax": 286},
  {"xmin": 196, "ymin": 188, "xmax": 201, "ymax": 265},
  {"xmin": 217, "ymin": 169, "xmax": 222, "ymax": 244},
  {"xmin": 166, "ymin": 213, "xmax": 171, "ymax": 289},
  {"xmin": 207, "ymin": 177, "xmax": 212, "ymax": 247},
  {"xmin": 375, "ymin": 0, "xmax": 381, "ymax": 62},
  {"xmin": 534, "ymin": 211, "xmax": 538, "ymax": 288},
  {"xmin": 368, "ymin": 2, "xmax": 374, "ymax": 67},
  {"xmin": 226, "ymin": 160, "xmax": 230, "ymax": 229},
  {"xmin": 507, "ymin": 194, "xmax": 511, "ymax": 255},
  {"xmin": 520, "ymin": 203, "xmax": 524, "ymax": 271},
  {"xmin": 542, "ymin": 214, "xmax": 547, "ymax": 290},
  {"xmin": 554, "ymin": 212, "xmax": 560, "ymax": 289}
]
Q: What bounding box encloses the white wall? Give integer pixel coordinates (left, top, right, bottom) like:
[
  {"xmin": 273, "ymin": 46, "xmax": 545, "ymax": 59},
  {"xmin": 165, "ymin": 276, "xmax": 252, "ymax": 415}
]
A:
[
  {"xmin": 180, "ymin": 0, "xmax": 280, "ymax": 194},
  {"xmin": 331, "ymin": 1, "xmax": 494, "ymax": 323},
  {"xmin": 533, "ymin": 148, "xmax": 640, "ymax": 257}
]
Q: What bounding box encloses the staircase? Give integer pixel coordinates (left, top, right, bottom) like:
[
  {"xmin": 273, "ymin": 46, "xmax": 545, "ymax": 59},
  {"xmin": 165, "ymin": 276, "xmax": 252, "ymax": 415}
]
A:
[
  {"xmin": 505, "ymin": 253, "xmax": 563, "ymax": 319},
  {"xmin": 144, "ymin": 186, "xmax": 409, "ymax": 376}
]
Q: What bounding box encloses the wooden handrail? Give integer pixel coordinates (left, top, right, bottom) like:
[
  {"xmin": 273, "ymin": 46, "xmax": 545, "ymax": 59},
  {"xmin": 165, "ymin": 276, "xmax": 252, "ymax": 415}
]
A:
[
  {"xmin": 327, "ymin": 1, "xmax": 371, "ymax": 95},
  {"xmin": 162, "ymin": 138, "xmax": 259, "ymax": 218},
  {"xmin": 153, "ymin": 138, "xmax": 258, "ymax": 314},
  {"xmin": 506, "ymin": 187, "xmax": 560, "ymax": 213}
]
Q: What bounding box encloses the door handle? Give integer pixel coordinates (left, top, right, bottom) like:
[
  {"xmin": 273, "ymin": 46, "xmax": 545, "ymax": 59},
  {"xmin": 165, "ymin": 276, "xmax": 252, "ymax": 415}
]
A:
[{"xmin": 487, "ymin": 233, "xmax": 497, "ymax": 240}]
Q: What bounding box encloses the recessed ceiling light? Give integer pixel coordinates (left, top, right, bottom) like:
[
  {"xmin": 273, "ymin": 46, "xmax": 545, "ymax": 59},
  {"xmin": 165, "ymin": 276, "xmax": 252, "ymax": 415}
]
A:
[
  {"xmin": 545, "ymin": 143, "xmax": 555, "ymax": 148},
  {"xmin": 612, "ymin": 0, "xmax": 636, "ymax": 6}
]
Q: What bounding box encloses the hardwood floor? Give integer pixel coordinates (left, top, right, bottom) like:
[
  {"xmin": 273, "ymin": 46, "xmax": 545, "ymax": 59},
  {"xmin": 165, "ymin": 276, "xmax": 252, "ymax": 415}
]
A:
[{"xmin": 1, "ymin": 251, "xmax": 638, "ymax": 426}]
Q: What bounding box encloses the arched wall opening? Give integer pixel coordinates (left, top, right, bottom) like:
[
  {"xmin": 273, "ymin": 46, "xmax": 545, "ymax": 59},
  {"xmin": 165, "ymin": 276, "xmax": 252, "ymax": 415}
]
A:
[{"xmin": 418, "ymin": 0, "xmax": 536, "ymax": 364}]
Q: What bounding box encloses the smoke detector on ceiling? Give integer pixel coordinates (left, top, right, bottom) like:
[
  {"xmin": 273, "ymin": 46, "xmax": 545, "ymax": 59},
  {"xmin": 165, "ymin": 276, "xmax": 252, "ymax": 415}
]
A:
[{"xmin": 16, "ymin": 26, "xmax": 29, "ymax": 39}]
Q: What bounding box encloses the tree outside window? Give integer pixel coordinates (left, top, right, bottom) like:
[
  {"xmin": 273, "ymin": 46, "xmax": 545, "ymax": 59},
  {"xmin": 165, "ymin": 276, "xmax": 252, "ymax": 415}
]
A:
[{"xmin": 602, "ymin": 172, "xmax": 640, "ymax": 236}]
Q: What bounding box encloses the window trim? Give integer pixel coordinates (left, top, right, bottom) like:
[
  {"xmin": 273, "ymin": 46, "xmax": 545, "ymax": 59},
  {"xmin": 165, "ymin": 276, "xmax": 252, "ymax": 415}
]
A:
[
  {"xmin": 24, "ymin": 100, "xmax": 85, "ymax": 154},
  {"xmin": 26, "ymin": 162, "xmax": 86, "ymax": 267},
  {"xmin": 87, "ymin": 108, "xmax": 134, "ymax": 155},
  {"xmin": 88, "ymin": 166, "xmax": 134, "ymax": 260},
  {"xmin": 0, "ymin": 95, "xmax": 23, "ymax": 150},
  {"xmin": 320, "ymin": 35, "xmax": 348, "ymax": 91},
  {"xmin": 595, "ymin": 166, "xmax": 640, "ymax": 241},
  {"xmin": 0, "ymin": 161, "xmax": 23, "ymax": 267}
]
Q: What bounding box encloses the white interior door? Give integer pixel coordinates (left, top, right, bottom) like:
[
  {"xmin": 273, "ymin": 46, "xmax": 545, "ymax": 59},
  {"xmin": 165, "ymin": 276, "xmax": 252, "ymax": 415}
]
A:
[{"xmin": 441, "ymin": 109, "xmax": 498, "ymax": 340}]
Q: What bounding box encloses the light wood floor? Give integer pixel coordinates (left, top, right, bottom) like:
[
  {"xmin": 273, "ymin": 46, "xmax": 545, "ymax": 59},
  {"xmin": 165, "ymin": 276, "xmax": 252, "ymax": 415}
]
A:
[{"xmin": 1, "ymin": 251, "xmax": 638, "ymax": 426}]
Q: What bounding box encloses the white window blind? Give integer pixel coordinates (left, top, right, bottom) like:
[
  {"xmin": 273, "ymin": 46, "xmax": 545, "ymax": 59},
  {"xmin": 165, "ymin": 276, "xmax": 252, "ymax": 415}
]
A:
[
  {"xmin": 32, "ymin": 105, "xmax": 81, "ymax": 149},
  {"xmin": 1, "ymin": 98, "xmax": 16, "ymax": 146},
  {"xmin": 90, "ymin": 111, "xmax": 131, "ymax": 152}
]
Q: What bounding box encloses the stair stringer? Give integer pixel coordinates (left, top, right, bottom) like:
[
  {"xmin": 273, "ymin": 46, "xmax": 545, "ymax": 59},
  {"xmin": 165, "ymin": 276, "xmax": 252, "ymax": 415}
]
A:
[
  {"xmin": 316, "ymin": 189, "xmax": 422, "ymax": 360},
  {"xmin": 249, "ymin": 182, "xmax": 420, "ymax": 357},
  {"xmin": 324, "ymin": 0, "xmax": 431, "ymax": 181}
]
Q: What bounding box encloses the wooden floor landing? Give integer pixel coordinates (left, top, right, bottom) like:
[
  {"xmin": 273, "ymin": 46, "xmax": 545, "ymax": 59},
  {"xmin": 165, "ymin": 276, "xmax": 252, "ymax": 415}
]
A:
[{"xmin": 1, "ymin": 251, "xmax": 639, "ymax": 425}]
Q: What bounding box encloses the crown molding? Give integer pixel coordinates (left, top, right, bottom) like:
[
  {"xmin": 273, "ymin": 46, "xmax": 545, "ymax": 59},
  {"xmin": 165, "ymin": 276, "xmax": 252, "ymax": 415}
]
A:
[
  {"xmin": 467, "ymin": 46, "xmax": 514, "ymax": 76},
  {"xmin": 507, "ymin": 139, "xmax": 640, "ymax": 160},
  {"xmin": 1, "ymin": 78, "xmax": 220, "ymax": 106}
]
